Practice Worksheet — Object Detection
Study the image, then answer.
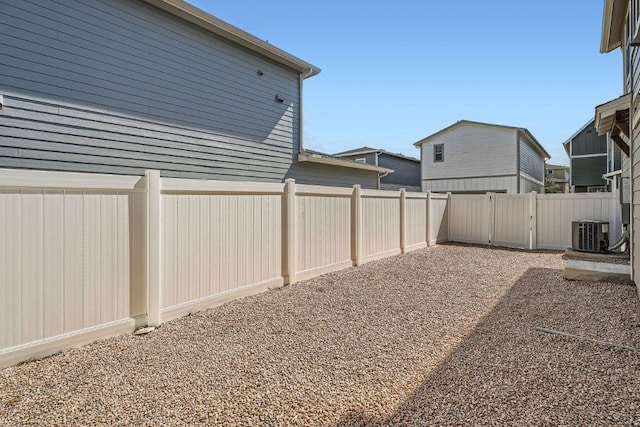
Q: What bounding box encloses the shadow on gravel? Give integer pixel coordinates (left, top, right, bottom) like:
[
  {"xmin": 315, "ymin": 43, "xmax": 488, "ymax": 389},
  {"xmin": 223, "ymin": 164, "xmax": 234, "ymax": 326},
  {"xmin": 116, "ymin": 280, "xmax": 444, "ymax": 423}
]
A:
[{"xmin": 337, "ymin": 267, "xmax": 640, "ymax": 426}]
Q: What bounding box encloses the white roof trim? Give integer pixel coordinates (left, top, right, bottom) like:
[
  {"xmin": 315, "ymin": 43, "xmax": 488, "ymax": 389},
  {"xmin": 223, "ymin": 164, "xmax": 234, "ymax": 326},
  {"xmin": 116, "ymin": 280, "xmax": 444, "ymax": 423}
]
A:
[
  {"xmin": 297, "ymin": 153, "xmax": 393, "ymax": 174},
  {"xmin": 141, "ymin": 0, "xmax": 320, "ymax": 77},
  {"xmin": 601, "ymin": 0, "xmax": 627, "ymax": 53},
  {"xmin": 562, "ymin": 118, "xmax": 595, "ymax": 147}
]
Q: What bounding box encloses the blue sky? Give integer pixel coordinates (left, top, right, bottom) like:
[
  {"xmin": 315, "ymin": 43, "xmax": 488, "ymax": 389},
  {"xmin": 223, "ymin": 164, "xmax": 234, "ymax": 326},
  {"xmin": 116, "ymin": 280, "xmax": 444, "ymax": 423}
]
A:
[{"xmin": 190, "ymin": 0, "xmax": 622, "ymax": 166}]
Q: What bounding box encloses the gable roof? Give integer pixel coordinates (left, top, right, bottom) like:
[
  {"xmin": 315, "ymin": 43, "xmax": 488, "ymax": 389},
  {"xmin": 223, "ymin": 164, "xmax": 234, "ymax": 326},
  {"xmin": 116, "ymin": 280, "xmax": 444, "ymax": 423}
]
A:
[
  {"xmin": 562, "ymin": 118, "xmax": 596, "ymax": 156},
  {"xmin": 413, "ymin": 120, "xmax": 550, "ymax": 159},
  {"xmin": 333, "ymin": 147, "xmax": 420, "ymax": 163},
  {"xmin": 141, "ymin": 0, "xmax": 320, "ymax": 77}
]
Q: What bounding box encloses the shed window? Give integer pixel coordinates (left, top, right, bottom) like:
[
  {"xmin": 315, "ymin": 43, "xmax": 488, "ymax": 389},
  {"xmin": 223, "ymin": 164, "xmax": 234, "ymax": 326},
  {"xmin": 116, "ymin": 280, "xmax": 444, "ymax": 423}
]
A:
[
  {"xmin": 355, "ymin": 158, "xmax": 366, "ymax": 164},
  {"xmin": 548, "ymin": 169, "xmax": 553, "ymax": 175},
  {"xmin": 433, "ymin": 144, "xmax": 444, "ymax": 162}
]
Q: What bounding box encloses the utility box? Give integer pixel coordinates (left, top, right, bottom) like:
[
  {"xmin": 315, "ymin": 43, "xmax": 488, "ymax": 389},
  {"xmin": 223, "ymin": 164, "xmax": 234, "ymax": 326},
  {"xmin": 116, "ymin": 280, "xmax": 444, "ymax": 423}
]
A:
[{"xmin": 571, "ymin": 220, "xmax": 609, "ymax": 253}]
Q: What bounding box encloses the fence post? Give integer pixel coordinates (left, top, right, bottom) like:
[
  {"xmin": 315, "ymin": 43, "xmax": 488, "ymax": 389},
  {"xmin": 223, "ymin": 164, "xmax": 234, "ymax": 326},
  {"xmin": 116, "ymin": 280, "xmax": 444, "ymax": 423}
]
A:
[
  {"xmin": 284, "ymin": 179, "xmax": 297, "ymax": 285},
  {"xmin": 446, "ymin": 192, "xmax": 451, "ymax": 242},
  {"xmin": 352, "ymin": 184, "xmax": 362, "ymax": 266},
  {"xmin": 487, "ymin": 192, "xmax": 495, "ymax": 246},
  {"xmin": 529, "ymin": 191, "xmax": 537, "ymax": 250},
  {"xmin": 146, "ymin": 170, "xmax": 162, "ymax": 327},
  {"xmin": 400, "ymin": 188, "xmax": 406, "ymax": 253},
  {"xmin": 426, "ymin": 191, "xmax": 432, "ymax": 246}
]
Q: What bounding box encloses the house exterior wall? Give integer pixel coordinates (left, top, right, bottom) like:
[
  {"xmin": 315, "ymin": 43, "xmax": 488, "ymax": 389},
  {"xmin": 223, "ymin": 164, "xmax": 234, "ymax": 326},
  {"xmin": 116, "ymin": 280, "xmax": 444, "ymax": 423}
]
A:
[
  {"xmin": 571, "ymin": 156, "xmax": 608, "ymax": 189},
  {"xmin": 567, "ymin": 121, "xmax": 610, "ymax": 191},
  {"xmin": 284, "ymin": 162, "xmax": 379, "ymax": 189},
  {"xmin": 519, "ymin": 135, "xmax": 544, "ymax": 182},
  {"xmin": 520, "ymin": 175, "xmax": 543, "ymax": 193},
  {"xmin": 420, "ymin": 125, "xmax": 517, "ymax": 181},
  {"xmin": 423, "ymin": 176, "xmax": 518, "ymax": 194},
  {"xmin": 420, "ymin": 124, "xmax": 523, "ymax": 193},
  {"xmin": 1, "ymin": 0, "xmax": 373, "ymax": 189},
  {"xmin": 378, "ymin": 153, "xmax": 421, "ymax": 187}
]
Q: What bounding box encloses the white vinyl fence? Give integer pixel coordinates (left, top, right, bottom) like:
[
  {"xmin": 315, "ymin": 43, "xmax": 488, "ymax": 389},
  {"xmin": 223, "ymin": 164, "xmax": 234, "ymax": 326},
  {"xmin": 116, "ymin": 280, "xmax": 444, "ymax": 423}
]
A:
[
  {"xmin": 0, "ymin": 169, "xmax": 444, "ymax": 367},
  {"xmin": 448, "ymin": 192, "xmax": 619, "ymax": 250},
  {"xmin": 0, "ymin": 167, "xmax": 622, "ymax": 369}
]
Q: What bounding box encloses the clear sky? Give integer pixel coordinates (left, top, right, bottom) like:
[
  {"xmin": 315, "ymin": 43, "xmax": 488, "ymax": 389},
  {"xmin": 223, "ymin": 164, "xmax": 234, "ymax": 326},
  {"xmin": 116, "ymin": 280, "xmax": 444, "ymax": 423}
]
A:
[{"xmin": 190, "ymin": 0, "xmax": 622, "ymax": 166}]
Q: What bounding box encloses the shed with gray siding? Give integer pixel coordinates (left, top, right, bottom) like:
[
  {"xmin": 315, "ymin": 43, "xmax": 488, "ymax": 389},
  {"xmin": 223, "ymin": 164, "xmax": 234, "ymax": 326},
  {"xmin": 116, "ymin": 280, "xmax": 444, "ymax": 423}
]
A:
[{"xmin": 0, "ymin": 0, "xmax": 380, "ymax": 189}]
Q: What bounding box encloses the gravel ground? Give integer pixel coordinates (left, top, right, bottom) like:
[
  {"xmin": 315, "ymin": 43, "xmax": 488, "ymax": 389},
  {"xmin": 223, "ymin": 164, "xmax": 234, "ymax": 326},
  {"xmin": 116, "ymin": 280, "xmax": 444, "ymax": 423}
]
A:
[{"xmin": 1, "ymin": 243, "xmax": 640, "ymax": 426}]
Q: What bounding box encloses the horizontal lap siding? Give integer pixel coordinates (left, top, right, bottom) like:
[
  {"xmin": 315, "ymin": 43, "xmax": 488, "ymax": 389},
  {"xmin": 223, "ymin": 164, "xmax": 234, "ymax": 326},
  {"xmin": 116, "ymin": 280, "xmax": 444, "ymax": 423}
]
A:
[
  {"xmin": 0, "ymin": 0, "xmax": 299, "ymax": 180},
  {"xmin": 161, "ymin": 193, "xmax": 282, "ymax": 310},
  {"xmin": 424, "ymin": 176, "xmax": 517, "ymax": 194},
  {"xmin": 0, "ymin": 189, "xmax": 133, "ymax": 352},
  {"xmin": 296, "ymin": 195, "xmax": 351, "ymax": 275},
  {"xmin": 519, "ymin": 136, "xmax": 544, "ymax": 182}
]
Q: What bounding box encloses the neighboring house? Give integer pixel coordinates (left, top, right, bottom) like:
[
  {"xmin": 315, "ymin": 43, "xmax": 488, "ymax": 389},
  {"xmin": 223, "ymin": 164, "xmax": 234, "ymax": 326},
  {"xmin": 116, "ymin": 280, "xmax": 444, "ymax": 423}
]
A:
[
  {"xmin": 544, "ymin": 164, "xmax": 570, "ymax": 193},
  {"xmin": 413, "ymin": 120, "xmax": 550, "ymax": 194},
  {"xmin": 333, "ymin": 147, "xmax": 421, "ymax": 192},
  {"xmin": 562, "ymin": 118, "xmax": 621, "ymax": 192},
  {"xmin": 0, "ymin": 0, "xmax": 382, "ymax": 189},
  {"xmin": 597, "ymin": 0, "xmax": 636, "ymax": 280}
]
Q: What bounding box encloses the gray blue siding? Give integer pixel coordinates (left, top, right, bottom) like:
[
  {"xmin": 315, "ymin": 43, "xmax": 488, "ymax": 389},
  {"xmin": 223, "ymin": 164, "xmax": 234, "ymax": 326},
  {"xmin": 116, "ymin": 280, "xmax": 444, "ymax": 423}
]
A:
[
  {"xmin": 377, "ymin": 153, "xmax": 420, "ymax": 187},
  {"xmin": 519, "ymin": 137, "xmax": 544, "ymax": 181},
  {"xmin": 571, "ymin": 125, "xmax": 607, "ymax": 156},
  {"xmin": 572, "ymin": 156, "xmax": 608, "ymax": 187},
  {"xmin": 0, "ymin": 0, "xmax": 306, "ymax": 182}
]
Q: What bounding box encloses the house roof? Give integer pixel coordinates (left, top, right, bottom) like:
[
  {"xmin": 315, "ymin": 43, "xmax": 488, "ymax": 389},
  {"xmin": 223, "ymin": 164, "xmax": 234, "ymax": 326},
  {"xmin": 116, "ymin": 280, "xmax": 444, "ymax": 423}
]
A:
[
  {"xmin": 562, "ymin": 118, "xmax": 595, "ymax": 156},
  {"xmin": 413, "ymin": 120, "xmax": 550, "ymax": 159},
  {"xmin": 600, "ymin": 0, "xmax": 627, "ymax": 53},
  {"xmin": 298, "ymin": 150, "xmax": 394, "ymax": 174},
  {"xmin": 141, "ymin": 0, "xmax": 320, "ymax": 77},
  {"xmin": 333, "ymin": 147, "xmax": 420, "ymax": 163}
]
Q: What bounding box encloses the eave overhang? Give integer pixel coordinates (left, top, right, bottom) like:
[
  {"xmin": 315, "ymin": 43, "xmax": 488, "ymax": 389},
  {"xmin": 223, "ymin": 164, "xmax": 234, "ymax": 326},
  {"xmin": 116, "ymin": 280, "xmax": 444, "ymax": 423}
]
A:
[
  {"xmin": 141, "ymin": 0, "xmax": 320, "ymax": 77},
  {"xmin": 297, "ymin": 153, "xmax": 393, "ymax": 174},
  {"xmin": 595, "ymin": 94, "xmax": 631, "ymax": 156},
  {"xmin": 601, "ymin": 0, "xmax": 628, "ymax": 53}
]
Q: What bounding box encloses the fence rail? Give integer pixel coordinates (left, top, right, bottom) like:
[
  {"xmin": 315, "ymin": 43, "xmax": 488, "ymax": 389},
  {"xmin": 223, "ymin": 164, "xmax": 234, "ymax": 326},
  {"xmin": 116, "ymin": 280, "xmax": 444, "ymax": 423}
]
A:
[{"xmin": 0, "ymin": 167, "xmax": 623, "ymax": 369}]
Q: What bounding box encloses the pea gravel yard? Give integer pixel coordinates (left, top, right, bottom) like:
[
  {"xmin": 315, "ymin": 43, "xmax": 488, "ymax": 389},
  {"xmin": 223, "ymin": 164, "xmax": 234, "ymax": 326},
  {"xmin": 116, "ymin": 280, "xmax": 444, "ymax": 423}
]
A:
[{"xmin": 1, "ymin": 244, "xmax": 640, "ymax": 426}]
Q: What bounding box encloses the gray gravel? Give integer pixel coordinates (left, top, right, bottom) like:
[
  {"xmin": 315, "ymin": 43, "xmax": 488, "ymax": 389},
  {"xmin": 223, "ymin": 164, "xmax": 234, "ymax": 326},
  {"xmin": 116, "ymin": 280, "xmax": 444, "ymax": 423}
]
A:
[{"xmin": 1, "ymin": 243, "xmax": 639, "ymax": 426}]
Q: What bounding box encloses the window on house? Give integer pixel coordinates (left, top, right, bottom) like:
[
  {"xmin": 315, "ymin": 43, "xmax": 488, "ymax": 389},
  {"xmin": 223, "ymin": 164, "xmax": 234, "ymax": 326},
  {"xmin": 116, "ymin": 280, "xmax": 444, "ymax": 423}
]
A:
[
  {"xmin": 433, "ymin": 144, "xmax": 444, "ymax": 162},
  {"xmin": 547, "ymin": 169, "xmax": 553, "ymax": 175},
  {"xmin": 355, "ymin": 158, "xmax": 366, "ymax": 164}
]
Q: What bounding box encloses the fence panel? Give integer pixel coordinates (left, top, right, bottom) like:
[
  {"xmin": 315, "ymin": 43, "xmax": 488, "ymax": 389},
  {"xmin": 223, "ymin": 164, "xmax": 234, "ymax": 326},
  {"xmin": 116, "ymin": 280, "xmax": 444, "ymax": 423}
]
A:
[
  {"xmin": 361, "ymin": 190, "xmax": 402, "ymax": 262},
  {"xmin": 429, "ymin": 193, "xmax": 449, "ymax": 244},
  {"xmin": 0, "ymin": 169, "xmax": 141, "ymax": 369},
  {"xmin": 493, "ymin": 193, "xmax": 530, "ymax": 248},
  {"xmin": 160, "ymin": 180, "xmax": 284, "ymax": 321},
  {"xmin": 295, "ymin": 185, "xmax": 352, "ymax": 281},
  {"xmin": 405, "ymin": 193, "xmax": 428, "ymax": 250},
  {"xmin": 448, "ymin": 194, "xmax": 490, "ymax": 244},
  {"xmin": 536, "ymin": 193, "xmax": 618, "ymax": 250}
]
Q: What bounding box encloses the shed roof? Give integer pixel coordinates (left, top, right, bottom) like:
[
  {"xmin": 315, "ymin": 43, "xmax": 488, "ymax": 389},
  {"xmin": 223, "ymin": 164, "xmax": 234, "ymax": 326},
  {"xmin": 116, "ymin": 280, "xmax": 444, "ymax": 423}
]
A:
[
  {"xmin": 413, "ymin": 120, "xmax": 550, "ymax": 159},
  {"xmin": 141, "ymin": 0, "xmax": 320, "ymax": 77}
]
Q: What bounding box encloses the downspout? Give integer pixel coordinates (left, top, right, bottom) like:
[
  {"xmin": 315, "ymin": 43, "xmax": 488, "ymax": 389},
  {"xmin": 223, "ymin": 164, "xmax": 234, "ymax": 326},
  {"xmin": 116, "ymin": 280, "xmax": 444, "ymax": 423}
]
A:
[
  {"xmin": 298, "ymin": 67, "xmax": 315, "ymax": 154},
  {"xmin": 377, "ymin": 170, "xmax": 390, "ymax": 190}
]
